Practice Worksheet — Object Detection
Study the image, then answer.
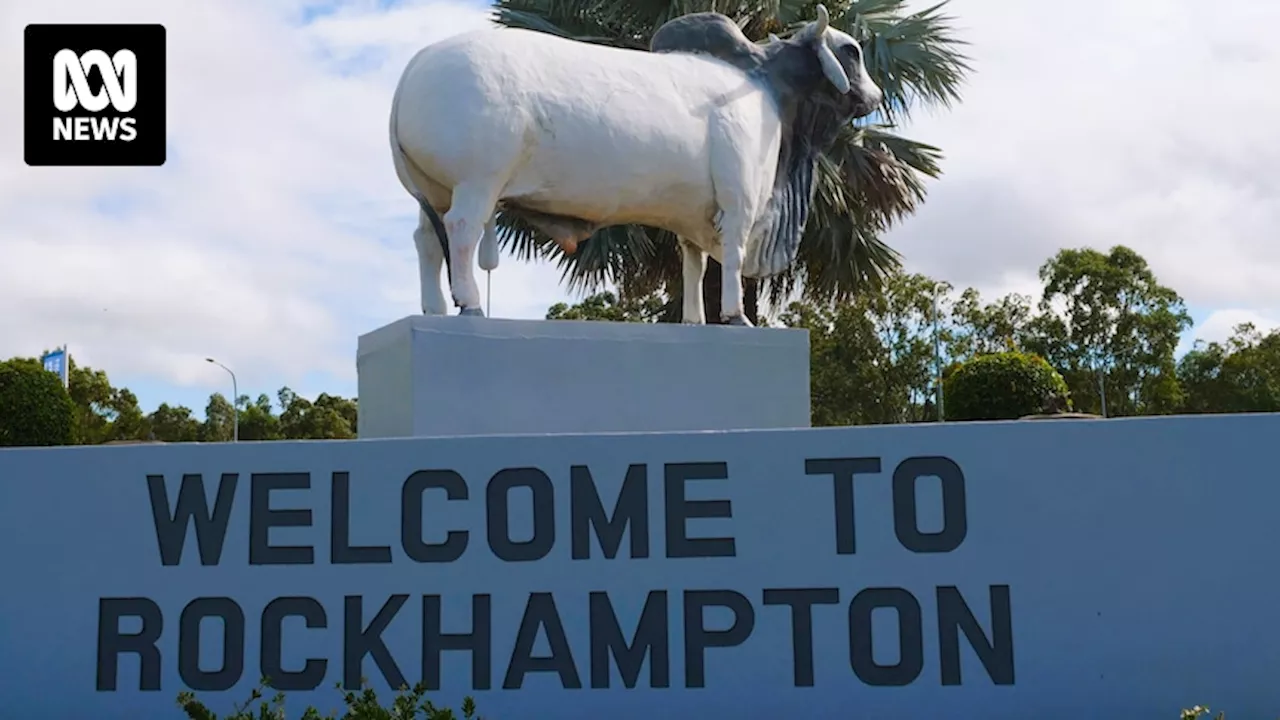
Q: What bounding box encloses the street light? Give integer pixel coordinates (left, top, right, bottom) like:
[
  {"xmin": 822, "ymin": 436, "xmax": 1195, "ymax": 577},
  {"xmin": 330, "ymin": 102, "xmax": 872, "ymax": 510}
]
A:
[{"xmin": 205, "ymin": 357, "xmax": 239, "ymax": 442}]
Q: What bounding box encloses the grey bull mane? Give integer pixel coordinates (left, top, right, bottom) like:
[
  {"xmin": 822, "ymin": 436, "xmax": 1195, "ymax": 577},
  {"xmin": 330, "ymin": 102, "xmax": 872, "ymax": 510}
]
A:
[{"xmin": 649, "ymin": 12, "xmax": 858, "ymax": 278}]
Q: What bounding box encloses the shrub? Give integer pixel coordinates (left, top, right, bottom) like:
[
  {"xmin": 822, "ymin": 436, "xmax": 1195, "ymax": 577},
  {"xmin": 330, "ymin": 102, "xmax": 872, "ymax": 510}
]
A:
[
  {"xmin": 943, "ymin": 351, "xmax": 1071, "ymax": 421},
  {"xmin": 177, "ymin": 678, "xmax": 480, "ymax": 720},
  {"xmin": 175, "ymin": 681, "xmax": 1248, "ymax": 719},
  {"xmin": 0, "ymin": 357, "xmax": 75, "ymax": 447}
]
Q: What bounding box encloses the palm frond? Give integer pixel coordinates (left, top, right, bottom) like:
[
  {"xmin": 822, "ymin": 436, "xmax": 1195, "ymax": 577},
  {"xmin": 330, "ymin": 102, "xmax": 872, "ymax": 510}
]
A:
[{"xmin": 834, "ymin": 124, "xmax": 943, "ymax": 229}]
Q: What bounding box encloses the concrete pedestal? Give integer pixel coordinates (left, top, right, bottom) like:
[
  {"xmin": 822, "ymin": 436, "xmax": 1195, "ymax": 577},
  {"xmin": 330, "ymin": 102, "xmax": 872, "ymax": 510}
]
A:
[{"xmin": 356, "ymin": 315, "xmax": 810, "ymax": 438}]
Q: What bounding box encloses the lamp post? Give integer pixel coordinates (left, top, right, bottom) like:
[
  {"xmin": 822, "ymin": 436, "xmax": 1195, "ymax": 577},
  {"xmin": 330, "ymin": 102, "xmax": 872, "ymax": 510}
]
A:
[
  {"xmin": 933, "ymin": 285, "xmax": 944, "ymax": 422},
  {"xmin": 205, "ymin": 357, "xmax": 239, "ymax": 442}
]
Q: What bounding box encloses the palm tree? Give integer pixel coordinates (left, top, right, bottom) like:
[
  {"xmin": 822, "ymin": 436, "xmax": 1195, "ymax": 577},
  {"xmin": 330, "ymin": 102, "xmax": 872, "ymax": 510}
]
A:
[{"xmin": 489, "ymin": 0, "xmax": 970, "ymax": 324}]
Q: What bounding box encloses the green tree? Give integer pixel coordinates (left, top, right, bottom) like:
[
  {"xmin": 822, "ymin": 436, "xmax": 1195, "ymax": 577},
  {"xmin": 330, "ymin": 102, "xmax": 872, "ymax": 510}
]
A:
[
  {"xmin": 202, "ymin": 393, "xmax": 236, "ymax": 442},
  {"xmin": 238, "ymin": 393, "xmax": 284, "ymax": 441},
  {"xmin": 943, "ymin": 351, "xmax": 1070, "ymax": 421},
  {"xmin": 1179, "ymin": 323, "xmax": 1280, "ymax": 414},
  {"xmin": 147, "ymin": 403, "xmax": 201, "ymax": 443},
  {"xmin": 108, "ymin": 388, "xmax": 148, "ymax": 441},
  {"xmin": 782, "ymin": 296, "xmax": 884, "ymax": 426},
  {"xmin": 1025, "ymin": 246, "xmax": 1191, "ymax": 417},
  {"xmin": 278, "ymin": 387, "xmax": 357, "ymax": 440},
  {"xmin": 0, "ymin": 358, "xmax": 75, "ymax": 446},
  {"xmin": 546, "ymin": 290, "xmax": 669, "ymax": 322},
  {"xmin": 949, "ymin": 287, "xmax": 1034, "ymax": 360},
  {"xmin": 782, "ymin": 270, "xmax": 948, "ymax": 425},
  {"xmin": 492, "ymin": 0, "xmax": 969, "ymax": 323},
  {"xmin": 64, "ymin": 357, "xmax": 146, "ymax": 444}
]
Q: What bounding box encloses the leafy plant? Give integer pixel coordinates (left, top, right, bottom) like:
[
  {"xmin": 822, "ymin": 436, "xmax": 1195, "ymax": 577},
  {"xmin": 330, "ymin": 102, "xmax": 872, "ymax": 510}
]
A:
[
  {"xmin": 177, "ymin": 678, "xmax": 480, "ymax": 720},
  {"xmin": 0, "ymin": 357, "xmax": 75, "ymax": 447},
  {"xmin": 943, "ymin": 350, "xmax": 1071, "ymax": 421},
  {"xmin": 176, "ymin": 681, "xmax": 1262, "ymax": 719},
  {"xmin": 1182, "ymin": 706, "xmax": 1225, "ymax": 720}
]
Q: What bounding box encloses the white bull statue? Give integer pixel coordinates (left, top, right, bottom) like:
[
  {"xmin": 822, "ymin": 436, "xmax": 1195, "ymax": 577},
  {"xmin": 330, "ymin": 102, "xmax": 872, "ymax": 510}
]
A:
[{"xmin": 389, "ymin": 5, "xmax": 883, "ymax": 325}]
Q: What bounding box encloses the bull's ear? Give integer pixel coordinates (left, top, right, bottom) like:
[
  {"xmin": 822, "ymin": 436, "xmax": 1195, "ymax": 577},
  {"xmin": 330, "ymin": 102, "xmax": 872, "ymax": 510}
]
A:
[{"xmin": 816, "ymin": 39, "xmax": 851, "ymax": 93}]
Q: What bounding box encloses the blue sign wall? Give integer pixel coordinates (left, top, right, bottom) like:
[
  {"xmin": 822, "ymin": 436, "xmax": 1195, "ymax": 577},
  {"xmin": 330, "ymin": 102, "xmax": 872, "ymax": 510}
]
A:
[{"xmin": 2, "ymin": 414, "xmax": 1278, "ymax": 718}]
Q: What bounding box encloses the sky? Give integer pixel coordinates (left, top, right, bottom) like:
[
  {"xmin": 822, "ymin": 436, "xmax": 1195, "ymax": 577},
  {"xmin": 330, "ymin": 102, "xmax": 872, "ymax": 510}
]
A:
[{"xmin": 1, "ymin": 0, "xmax": 1278, "ymax": 417}]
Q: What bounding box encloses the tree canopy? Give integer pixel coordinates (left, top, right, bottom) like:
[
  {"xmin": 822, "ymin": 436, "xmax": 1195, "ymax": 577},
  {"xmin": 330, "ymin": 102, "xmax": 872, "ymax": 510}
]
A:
[
  {"xmin": 3, "ymin": 244, "xmax": 1276, "ymax": 445},
  {"xmin": 0, "ymin": 357, "xmax": 358, "ymax": 446},
  {"xmin": 547, "ymin": 243, "xmax": 1246, "ymax": 426}
]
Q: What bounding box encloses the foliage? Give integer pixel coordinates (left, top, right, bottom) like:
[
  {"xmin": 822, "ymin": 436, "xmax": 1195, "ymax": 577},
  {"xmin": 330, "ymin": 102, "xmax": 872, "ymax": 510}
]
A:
[
  {"xmin": 177, "ymin": 679, "xmax": 480, "ymax": 720},
  {"xmin": 546, "ymin": 290, "xmax": 670, "ymax": 322},
  {"xmin": 66, "ymin": 356, "xmax": 147, "ymax": 443},
  {"xmin": 781, "ymin": 270, "xmax": 948, "ymax": 425},
  {"xmin": 0, "ymin": 352, "xmax": 358, "ymax": 446},
  {"xmin": 1023, "ymin": 245, "xmax": 1191, "ymax": 417},
  {"xmin": 0, "ymin": 357, "xmax": 75, "ymax": 447},
  {"xmin": 490, "ymin": 0, "xmax": 971, "ymax": 322},
  {"xmin": 1178, "ymin": 322, "xmax": 1280, "ymax": 414},
  {"xmin": 948, "ymin": 287, "xmax": 1033, "ymax": 358},
  {"xmin": 173, "ymin": 680, "xmax": 1247, "ymax": 720},
  {"xmin": 943, "ymin": 351, "xmax": 1071, "ymax": 421}
]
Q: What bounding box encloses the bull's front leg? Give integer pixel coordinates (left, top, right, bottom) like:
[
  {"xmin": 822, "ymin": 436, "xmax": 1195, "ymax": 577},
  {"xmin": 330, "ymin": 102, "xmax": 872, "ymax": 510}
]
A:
[
  {"xmin": 678, "ymin": 238, "xmax": 707, "ymax": 324},
  {"xmin": 715, "ymin": 211, "xmax": 753, "ymax": 327}
]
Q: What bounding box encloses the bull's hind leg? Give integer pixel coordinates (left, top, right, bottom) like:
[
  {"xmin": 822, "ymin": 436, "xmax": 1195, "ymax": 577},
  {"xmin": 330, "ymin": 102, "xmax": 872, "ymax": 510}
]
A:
[
  {"xmin": 443, "ymin": 182, "xmax": 499, "ymax": 315},
  {"xmin": 708, "ymin": 120, "xmax": 764, "ymax": 327},
  {"xmin": 412, "ymin": 207, "xmax": 449, "ymax": 315}
]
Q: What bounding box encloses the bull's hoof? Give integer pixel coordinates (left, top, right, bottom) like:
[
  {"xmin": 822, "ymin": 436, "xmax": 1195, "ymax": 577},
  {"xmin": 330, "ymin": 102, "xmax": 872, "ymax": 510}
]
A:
[
  {"xmin": 459, "ymin": 307, "xmax": 485, "ymax": 317},
  {"xmin": 724, "ymin": 314, "xmax": 753, "ymax": 327}
]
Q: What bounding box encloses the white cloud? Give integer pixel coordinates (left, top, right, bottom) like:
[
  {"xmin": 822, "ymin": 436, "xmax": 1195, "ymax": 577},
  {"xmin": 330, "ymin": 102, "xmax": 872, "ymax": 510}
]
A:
[
  {"xmin": 1, "ymin": 0, "xmax": 1277, "ymax": 409},
  {"xmin": 888, "ymin": 0, "xmax": 1280, "ymax": 316},
  {"xmin": 0, "ymin": 0, "xmax": 566, "ymax": 403},
  {"xmin": 1186, "ymin": 309, "xmax": 1280, "ymax": 351}
]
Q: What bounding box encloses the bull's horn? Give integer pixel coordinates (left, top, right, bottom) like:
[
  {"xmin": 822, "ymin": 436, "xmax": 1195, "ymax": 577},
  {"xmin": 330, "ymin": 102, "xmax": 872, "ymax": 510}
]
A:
[
  {"xmin": 814, "ymin": 4, "xmax": 830, "ymax": 34},
  {"xmin": 818, "ymin": 42, "xmax": 851, "ymax": 93},
  {"xmin": 797, "ymin": 3, "xmax": 831, "ymax": 40}
]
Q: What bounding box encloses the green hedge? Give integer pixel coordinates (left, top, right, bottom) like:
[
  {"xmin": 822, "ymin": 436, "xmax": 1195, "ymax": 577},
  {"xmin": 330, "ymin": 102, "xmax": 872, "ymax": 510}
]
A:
[
  {"xmin": 178, "ymin": 679, "xmax": 479, "ymax": 719},
  {"xmin": 175, "ymin": 681, "xmax": 1237, "ymax": 719},
  {"xmin": 943, "ymin": 351, "xmax": 1071, "ymax": 421},
  {"xmin": 0, "ymin": 358, "xmax": 74, "ymax": 447}
]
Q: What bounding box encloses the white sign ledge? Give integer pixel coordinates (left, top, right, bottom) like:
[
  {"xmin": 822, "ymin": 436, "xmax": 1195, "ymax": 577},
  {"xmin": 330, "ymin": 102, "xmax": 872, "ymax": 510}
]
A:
[{"xmin": 356, "ymin": 315, "xmax": 812, "ymax": 439}]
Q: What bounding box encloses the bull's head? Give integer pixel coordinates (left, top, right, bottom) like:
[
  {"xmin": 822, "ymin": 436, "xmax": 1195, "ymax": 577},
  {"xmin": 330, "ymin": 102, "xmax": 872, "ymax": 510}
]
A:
[{"xmin": 794, "ymin": 4, "xmax": 883, "ymax": 118}]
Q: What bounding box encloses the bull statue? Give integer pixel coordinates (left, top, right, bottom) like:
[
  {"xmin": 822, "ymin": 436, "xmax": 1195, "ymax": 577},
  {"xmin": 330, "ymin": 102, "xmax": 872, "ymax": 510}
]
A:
[{"xmin": 389, "ymin": 5, "xmax": 882, "ymax": 325}]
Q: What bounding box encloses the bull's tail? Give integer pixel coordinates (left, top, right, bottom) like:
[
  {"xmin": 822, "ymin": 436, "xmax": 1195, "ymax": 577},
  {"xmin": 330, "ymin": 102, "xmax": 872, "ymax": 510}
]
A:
[{"xmin": 479, "ymin": 217, "xmax": 499, "ymax": 271}]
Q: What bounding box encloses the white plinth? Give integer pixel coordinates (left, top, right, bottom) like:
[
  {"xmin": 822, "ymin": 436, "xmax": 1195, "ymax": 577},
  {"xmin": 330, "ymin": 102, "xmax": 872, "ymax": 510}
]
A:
[{"xmin": 356, "ymin": 315, "xmax": 810, "ymax": 438}]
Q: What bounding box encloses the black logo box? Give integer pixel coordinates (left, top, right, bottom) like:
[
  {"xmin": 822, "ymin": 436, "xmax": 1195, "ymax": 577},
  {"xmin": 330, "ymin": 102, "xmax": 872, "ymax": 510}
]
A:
[{"xmin": 23, "ymin": 24, "xmax": 166, "ymax": 167}]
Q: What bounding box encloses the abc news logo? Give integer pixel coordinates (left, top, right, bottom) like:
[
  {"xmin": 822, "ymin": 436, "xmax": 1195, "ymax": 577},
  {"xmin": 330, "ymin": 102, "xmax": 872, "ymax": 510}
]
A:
[
  {"xmin": 24, "ymin": 24, "xmax": 166, "ymax": 166},
  {"xmin": 54, "ymin": 49, "xmax": 140, "ymax": 142}
]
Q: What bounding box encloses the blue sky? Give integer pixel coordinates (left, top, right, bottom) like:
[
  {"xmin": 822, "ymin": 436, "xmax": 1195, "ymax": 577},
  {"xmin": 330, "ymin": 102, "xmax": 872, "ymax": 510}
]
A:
[{"xmin": 3, "ymin": 0, "xmax": 1278, "ymax": 420}]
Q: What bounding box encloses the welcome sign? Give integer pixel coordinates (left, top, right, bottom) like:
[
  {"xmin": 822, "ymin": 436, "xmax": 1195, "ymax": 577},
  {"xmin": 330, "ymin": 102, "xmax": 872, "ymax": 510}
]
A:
[{"xmin": 2, "ymin": 416, "xmax": 1278, "ymax": 718}]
